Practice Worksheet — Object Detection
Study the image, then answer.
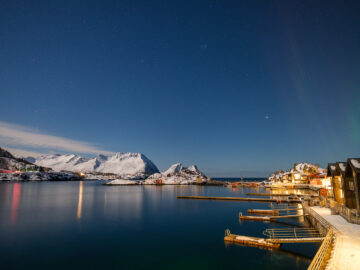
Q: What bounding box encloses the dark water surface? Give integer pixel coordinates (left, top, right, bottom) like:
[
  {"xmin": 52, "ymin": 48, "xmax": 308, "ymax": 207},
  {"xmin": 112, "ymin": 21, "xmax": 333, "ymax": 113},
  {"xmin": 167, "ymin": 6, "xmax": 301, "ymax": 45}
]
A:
[{"xmin": 0, "ymin": 181, "xmax": 318, "ymax": 270}]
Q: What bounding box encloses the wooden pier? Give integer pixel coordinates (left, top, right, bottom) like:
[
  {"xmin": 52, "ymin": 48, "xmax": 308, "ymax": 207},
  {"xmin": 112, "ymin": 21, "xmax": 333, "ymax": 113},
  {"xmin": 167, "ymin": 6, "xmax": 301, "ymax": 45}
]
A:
[
  {"xmin": 246, "ymin": 193, "xmax": 292, "ymax": 197},
  {"xmin": 248, "ymin": 209, "xmax": 279, "ymax": 215},
  {"xmin": 263, "ymin": 228, "xmax": 324, "ymax": 243},
  {"xmin": 247, "ymin": 208, "xmax": 302, "ymax": 215},
  {"xmin": 224, "ymin": 227, "xmax": 324, "ymax": 248},
  {"xmin": 176, "ymin": 195, "xmax": 302, "ymax": 204},
  {"xmin": 267, "ymin": 237, "xmax": 324, "ymax": 243},
  {"xmin": 224, "ymin": 229, "xmax": 281, "ymax": 249},
  {"xmin": 239, "ymin": 212, "xmax": 307, "ymax": 222}
]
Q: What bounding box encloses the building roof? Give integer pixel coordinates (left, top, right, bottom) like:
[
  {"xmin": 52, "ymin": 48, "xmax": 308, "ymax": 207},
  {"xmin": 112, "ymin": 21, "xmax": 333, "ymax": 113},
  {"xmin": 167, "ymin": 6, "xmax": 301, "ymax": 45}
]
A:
[
  {"xmin": 348, "ymin": 158, "xmax": 360, "ymax": 174},
  {"xmin": 336, "ymin": 162, "xmax": 347, "ymax": 177},
  {"xmin": 327, "ymin": 163, "xmax": 338, "ymax": 177}
]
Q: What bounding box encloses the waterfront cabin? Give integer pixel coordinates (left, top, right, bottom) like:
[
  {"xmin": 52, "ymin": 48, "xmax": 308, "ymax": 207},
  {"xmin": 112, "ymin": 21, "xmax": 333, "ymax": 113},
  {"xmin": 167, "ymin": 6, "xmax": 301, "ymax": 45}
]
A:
[
  {"xmin": 343, "ymin": 159, "xmax": 360, "ymax": 211},
  {"xmin": 290, "ymin": 172, "xmax": 308, "ymax": 184},
  {"xmin": 327, "ymin": 163, "xmax": 345, "ymax": 205},
  {"xmin": 196, "ymin": 177, "xmax": 203, "ymax": 184},
  {"xmin": 0, "ymin": 169, "xmax": 19, "ymax": 173},
  {"xmin": 280, "ymin": 173, "xmax": 291, "ymax": 183},
  {"xmin": 155, "ymin": 179, "xmax": 163, "ymax": 185}
]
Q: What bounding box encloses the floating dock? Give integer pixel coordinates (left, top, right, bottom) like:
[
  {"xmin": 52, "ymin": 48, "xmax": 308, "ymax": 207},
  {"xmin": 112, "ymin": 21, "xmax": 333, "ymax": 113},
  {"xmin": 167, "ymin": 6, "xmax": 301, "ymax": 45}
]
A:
[
  {"xmin": 246, "ymin": 192, "xmax": 292, "ymax": 197},
  {"xmin": 263, "ymin": 227, "xmax": 324, "ymax": 243},
  {"xmin": 224, "ymin": 227, "xmax": 324, "ymax": 249},
  {"xmin": 176, "ymin": 195, "xmax": 302, "ymax": 204},
  {"xmin": 247, "ymin": 209, "xmax": 279, "ymax": 215},
  {"xmin": 229, "ymin": 182, "xmax": 260, "ymax": 187},
  {"xmin": 239, "ymin": 213, "xmax": 307, "ymax": 222},
  {"xmin": 224, "ymin": 229, "xmax": 280, "ymax": 249}
]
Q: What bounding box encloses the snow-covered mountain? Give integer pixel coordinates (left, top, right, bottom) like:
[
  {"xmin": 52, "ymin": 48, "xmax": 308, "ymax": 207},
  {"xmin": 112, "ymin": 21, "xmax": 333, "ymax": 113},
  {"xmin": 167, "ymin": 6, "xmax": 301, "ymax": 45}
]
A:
[
  {"xmin": 164, "ymin": 163, "xmax": 204, "ymax": 176},
  {"xmin": 32, "ymin": 152, "xmax": 159, "ymax": 176},
  {"xmin": 0, "ymin": 147, "xmax": 80, "ymax": 181},
  {"xmin": 0, "ymin": 147, "xmax": 42, "ymax": 171},
  {"xmin": 144, "ymin": 163, "xmax": 208, "ymax": 184}
]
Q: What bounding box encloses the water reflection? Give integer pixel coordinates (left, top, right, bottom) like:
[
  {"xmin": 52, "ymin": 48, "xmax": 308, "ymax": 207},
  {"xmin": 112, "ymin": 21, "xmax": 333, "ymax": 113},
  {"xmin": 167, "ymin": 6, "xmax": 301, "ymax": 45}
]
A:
[
  {"xmin": 77, "ymin": 181, "xmax": 83, "ymax": 219},
  {"xmin": 0, "ymin": 182, "xmax": 316, "ymax": 270},
  {"xmin": 10, "ymin": 183, "xmax": 21, "ymax": 225},
  {"xmin": 103, "ymin": 186, "xmax": 143, "ymax": 222}
]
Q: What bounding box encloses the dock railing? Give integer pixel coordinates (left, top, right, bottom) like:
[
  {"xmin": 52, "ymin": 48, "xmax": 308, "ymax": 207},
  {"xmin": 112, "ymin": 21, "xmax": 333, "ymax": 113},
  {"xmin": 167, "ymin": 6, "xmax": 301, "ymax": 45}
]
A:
[
  {"xmin": 263, "ymin": 228, "xmax": 323, "ymax": 240},
  {"xmin": 307, "ymin": 228, "xmax": 334, "ymax": 270},
  {"xmin": 331, "ymin": 200, "xmax": 360, "ymax": 225},
  {"xmin": 304, "ymin": 204, "xmax": 331, "ymax": 231},
  {"xmin": 307, "ymin": 199, "xmax": 360, "ymax": 225}
]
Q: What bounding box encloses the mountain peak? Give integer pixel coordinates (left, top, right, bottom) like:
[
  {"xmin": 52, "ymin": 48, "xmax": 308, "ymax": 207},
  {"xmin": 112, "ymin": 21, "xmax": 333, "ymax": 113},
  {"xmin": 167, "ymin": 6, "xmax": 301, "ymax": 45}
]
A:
[{"xmin": 33, "ymin": 152, "xmax": 159, "ymax": 175}]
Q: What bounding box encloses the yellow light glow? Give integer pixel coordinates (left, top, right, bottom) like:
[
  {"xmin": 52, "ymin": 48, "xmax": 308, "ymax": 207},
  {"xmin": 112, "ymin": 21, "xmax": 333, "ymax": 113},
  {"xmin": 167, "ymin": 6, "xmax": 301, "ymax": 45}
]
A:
[{"xmin": 77, "ymin": 181, "xmax": 83, "ymax": 219}]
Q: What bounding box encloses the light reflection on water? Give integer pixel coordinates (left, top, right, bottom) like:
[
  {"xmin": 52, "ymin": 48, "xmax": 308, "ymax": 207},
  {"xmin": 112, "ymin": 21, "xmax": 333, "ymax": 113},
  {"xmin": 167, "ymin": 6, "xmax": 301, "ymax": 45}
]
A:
[
  {"xmin": 77, "ymin": 181, "xmax": 83, "ymax": 219},
  {"xmin": 0, "ymin": 181, "xmax": 317, "ymax": 270},
  {"xmin": 10, "ymin": 183, "xmax": 21, "ymax": 224}
]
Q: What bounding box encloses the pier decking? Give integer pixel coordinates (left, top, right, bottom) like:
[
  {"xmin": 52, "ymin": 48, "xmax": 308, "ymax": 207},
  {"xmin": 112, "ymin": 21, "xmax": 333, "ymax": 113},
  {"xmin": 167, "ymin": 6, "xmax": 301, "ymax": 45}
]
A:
[
  {"xmin": 263, "ymin": 228, "xmax": 324, "ymax": 243},
  {"xmin": 224, "ymin": 229, "xmax": 281, "ymax": 249},
  {"xmin": 176, "ymin": 195, "xmax": 302, "ymax": 203},
  {"xmin": 246, "ymin": 193, "xmax": 293, "ymax": 197},
  {"xmin": 309, "ymin": 206, "xmax": 360, "ymax": 270},
  {"xmin": 239, "ymin": 212, "xmax": 307, "ymax": 221},
  {"xmin": 247, "ymin": 209, "xmax": 279, "ymax": 215},
  {"xmin": 224, "ymin": 227, "xmax": 323, "ymax": 249}
]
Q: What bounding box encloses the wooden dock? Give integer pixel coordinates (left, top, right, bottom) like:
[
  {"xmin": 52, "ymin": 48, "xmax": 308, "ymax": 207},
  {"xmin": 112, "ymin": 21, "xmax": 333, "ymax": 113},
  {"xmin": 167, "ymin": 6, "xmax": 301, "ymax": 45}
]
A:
[
  {"xmin": 176, "ymin": 195, "xmax": 302, "ymax": 204},
  {"xmin": 248, "ymin": 209, "xmax": 279, "ymax": 215},
  {"xmin": 239, "ymin": 213, "xmax": 307, "ymax": 221},
  {"xmin": 224, "ymin": 229, "xmax": 280, "ymax": 249},
  {"xmin": 266, "ymin": 237, "xmax": 324, "ymax": 243},
  {"xmin": 225, "ymin": 227, "xmax": 324, "ymax": 248},
  {"xmin": 263, "ymin": 227, "xmax": 324, "ymax": 243},
  {"xmin": 246, "ymin": 193, "xmax": 292, "ymax": 197}
]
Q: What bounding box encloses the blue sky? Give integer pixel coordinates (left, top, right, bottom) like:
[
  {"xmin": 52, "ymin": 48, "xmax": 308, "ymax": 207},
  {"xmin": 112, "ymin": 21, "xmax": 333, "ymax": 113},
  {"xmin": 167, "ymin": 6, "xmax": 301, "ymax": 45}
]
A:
[{"xmin": 1, "ymin": 0, "xmax": 359, "ymax": 177}]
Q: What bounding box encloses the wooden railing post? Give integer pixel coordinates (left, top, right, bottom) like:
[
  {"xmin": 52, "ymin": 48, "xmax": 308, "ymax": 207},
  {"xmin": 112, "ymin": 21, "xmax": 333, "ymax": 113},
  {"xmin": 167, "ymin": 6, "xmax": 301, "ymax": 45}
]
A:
[{"xmin": 307, "ymin": 228, "xmax": 334, "ymax": 270}]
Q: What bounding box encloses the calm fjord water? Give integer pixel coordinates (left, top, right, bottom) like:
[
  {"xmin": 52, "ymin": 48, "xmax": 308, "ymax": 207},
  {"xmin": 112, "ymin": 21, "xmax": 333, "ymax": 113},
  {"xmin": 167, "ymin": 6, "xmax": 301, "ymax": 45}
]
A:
[{"xmin": 0, "ymin": 181, "xmax": 317, "ymax": 270}]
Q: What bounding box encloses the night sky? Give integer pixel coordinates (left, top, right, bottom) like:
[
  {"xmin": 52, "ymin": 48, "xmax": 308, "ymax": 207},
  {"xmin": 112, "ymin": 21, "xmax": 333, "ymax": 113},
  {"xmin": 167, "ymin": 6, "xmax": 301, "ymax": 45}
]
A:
[{"xmin": 1, "ymin": 0, "xmax": 359, "ymax": 176}]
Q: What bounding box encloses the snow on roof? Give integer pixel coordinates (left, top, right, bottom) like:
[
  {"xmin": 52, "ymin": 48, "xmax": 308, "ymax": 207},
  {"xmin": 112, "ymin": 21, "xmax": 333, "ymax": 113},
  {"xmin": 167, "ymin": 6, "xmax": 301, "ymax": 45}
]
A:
[
  {"xmin": 349, "ymin": 158, "xmax": 360, "ymax": 173},
  {"xmin": 350, "ymin": 159, "xmax": 360, "ymax": 169},
  {"xmin": 339, "ymin": 163, "xmax": 347, "ymax": 172},
  {"xmin": 335, "ymin": 162, "xmax": 347, "ymax": 177}
]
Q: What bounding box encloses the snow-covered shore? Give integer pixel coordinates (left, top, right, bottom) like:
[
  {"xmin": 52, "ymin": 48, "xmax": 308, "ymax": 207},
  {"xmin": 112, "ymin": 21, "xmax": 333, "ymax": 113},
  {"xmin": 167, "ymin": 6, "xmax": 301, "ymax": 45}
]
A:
[
  {"xmin": 0, "ymin": 147, "xmax": 81, "ymax": 181},
  {"xmin": 0, "ymin": 171, "xmax": 81, "ymax": 181},
  {"xmin": 104, "ymin": 178, "xmax": 226, "ymax": 186},
  {"xmin": 1, "ymin": 147, "xmax": 223, "ymax": 184}
]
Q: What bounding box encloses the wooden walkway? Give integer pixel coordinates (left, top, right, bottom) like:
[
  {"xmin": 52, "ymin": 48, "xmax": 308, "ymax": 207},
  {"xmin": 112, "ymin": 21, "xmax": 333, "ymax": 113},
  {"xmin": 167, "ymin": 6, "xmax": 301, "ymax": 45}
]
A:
[
  {"xmin": 308, "ymin": 206, "xmax": 360, "ymax": 270},
  {"xmin": 247, "ymin": 208, "xmax": 301, "ymax": 215},
  {"xmin": 224, "ymin": 228, "xmax": 324, "ymax": 249},
  {"xmin": 246, "ymin": 193, "xmax": 294, "ymax": 197},
  {"xmin": 239, "ymin": 213, "xmax": 307, "ymax": 221},
  {"xmin": 248, "ymin": 209, "xmax": 279, "ymax": 215},
  {"xmin": 267, "ymin": 237, "xmax": 325, "ymax": 243},
  {"xmin": 263, "ymin": 227, "xmax": 324, "ymax": 243},
  {"xmin": 176, "ymin": 195, "xmax": 302, "ymax": 204},
  {"xmin": 224, "ymin": 229, "xmax": 280, "ymax": 249}
]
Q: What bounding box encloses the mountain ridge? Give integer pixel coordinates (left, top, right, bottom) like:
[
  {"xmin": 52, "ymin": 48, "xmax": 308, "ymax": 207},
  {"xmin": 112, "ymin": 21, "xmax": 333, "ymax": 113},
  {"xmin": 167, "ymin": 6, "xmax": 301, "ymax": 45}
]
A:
[{"xmin": 32, "ymin": 152, "xmax": 160, "ymax": 176}]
